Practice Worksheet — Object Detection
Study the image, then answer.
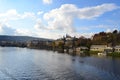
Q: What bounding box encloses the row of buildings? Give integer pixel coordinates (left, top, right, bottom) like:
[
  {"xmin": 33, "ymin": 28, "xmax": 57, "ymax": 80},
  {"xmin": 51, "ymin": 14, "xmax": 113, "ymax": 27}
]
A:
[
  {"xmin": 27, "ymin": 40, "xmax": 52, "ymax": 50},
  {"xmin": 0, "ymin": 40, "xmax": 53, "ymax": 50},
  {"xmin": 90, "ymin": 45, "xmax": 120, "ymax": 52},
  {"xmin": 1, "ymin": 35, "xmax": 120, "ymax": 56},
  {"xmin": 66, "ymin": 45, "xmax": 120, "ymax": 55},
  {"xmin": 26, "ymin": 39, "xmax": 120, "ymax": 54},
  {"xmin": 54, "ymin": 36, "xmax": 88, "ymax": 55},
  {"xmin": 54, "ymin": 35, "xmax": 120, "ymax": 55},
  {"xmin": 0, "ymin": 41, "xmax": 27, "ymax": 47}
]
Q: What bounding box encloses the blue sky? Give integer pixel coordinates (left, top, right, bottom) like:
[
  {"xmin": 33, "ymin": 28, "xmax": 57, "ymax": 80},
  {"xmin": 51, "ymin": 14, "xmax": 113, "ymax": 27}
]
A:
[{"xmin": 0, "ymin": 0, "xmax": 120, "ymax": 39}]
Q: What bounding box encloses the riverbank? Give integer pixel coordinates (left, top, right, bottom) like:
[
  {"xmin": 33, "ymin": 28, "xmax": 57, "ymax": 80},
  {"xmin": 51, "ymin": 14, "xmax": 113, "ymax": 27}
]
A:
[
  {"xmin": 1, "ymin": 45, "xmax": 120, "ymax": 57},
  {"xmin": 107, "ymin": 52, "xmax": 120, "ymax": 57},
  {"xmin": 89, "ymin": 51, "xmax": 120, "ymax": 57}
]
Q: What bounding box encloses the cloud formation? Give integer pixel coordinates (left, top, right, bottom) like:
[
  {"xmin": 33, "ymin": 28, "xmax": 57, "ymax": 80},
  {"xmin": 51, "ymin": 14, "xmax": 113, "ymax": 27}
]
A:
[
  {"xmin": 0, "ymin": 9, "xmax": 35, "ymax": 22},
  {"xmin": 37, "ymin": 11, "xmax": 44, "ymax": 15},
  {"xmin": 34, "ymin": 3, "xmax": 118, "ymax": 38},
  {"xmin": 0, "ymin": 23, "xmax": 15, "ymax": 35},
  {"xmin": 43, "ymin": 0, "xmax": 52, "ymax": 4},
  {"xmin": 0, "ymin": 3, "xmax": 119, "ymax": 39},
  {"xmin": 0, "ymin": 9, "xmax": 36, "ymax": 37},
  {"xmin": 15, "ymin": 29, "xmax": 35, "ymax": 36}
]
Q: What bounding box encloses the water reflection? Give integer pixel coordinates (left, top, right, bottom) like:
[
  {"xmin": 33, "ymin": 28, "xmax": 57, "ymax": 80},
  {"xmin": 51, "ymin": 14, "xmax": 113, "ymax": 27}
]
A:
[{"xmin": 0, "ymin": 47, "xmax": 120, "ymax": 80}]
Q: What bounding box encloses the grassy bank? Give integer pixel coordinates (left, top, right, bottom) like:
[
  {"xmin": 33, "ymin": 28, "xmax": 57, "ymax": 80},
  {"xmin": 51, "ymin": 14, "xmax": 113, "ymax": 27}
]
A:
[
  {"xmin": 89, "ymin": 51, "xmax": 101, "ymax": 55},
  {"xmin": 107, "ymin": 52, "xmax": 120, "ymax": 57}
]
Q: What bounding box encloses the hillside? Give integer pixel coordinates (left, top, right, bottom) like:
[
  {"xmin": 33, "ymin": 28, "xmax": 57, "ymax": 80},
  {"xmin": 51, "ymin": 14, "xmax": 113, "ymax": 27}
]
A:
[{"xmin": 0, "ymin": 35, "xmax": 53, "ymax": 42}]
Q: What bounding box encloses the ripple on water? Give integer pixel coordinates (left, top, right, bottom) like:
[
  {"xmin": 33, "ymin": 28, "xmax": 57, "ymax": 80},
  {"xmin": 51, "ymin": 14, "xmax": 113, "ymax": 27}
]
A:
[{"xmin": 0, "ymin": 47, "xmax": 120, "ymax": 80}]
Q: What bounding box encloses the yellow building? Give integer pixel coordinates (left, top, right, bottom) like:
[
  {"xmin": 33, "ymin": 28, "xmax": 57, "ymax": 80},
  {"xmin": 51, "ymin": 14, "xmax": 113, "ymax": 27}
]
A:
[{"xmin": 90, "ymin": 45, "xmax": 107, "ymax": 52}]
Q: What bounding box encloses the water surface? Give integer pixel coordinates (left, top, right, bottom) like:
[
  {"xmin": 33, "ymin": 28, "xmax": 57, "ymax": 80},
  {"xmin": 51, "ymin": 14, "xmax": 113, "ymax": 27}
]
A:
[{"xmin": 0, "ymin": 47, "xmax": 120, "ymax": 80}]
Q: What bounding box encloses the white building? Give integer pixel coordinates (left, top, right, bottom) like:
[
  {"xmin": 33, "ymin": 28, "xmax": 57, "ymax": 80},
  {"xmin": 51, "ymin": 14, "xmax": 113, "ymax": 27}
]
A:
[
  {"xmin": 114, "ymin": 45, "xmax": 120, "ymax": 52},
  {"xmin": 76, "ymin": 46, "xmax": 88, "ymax": 55},
  {"xmin": 104, "ymin": 47, "xmax": 113, "ymax": 53},
  {"xmin": 76, "ymin": 46, "xmax": 88, "ymax": 52}
]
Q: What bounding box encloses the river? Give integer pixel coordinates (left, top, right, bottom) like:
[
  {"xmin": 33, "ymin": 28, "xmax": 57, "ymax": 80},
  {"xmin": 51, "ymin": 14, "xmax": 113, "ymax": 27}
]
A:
[{"xmin": 0, "ymin": 47, "xmax": 120, "ymax": 80}]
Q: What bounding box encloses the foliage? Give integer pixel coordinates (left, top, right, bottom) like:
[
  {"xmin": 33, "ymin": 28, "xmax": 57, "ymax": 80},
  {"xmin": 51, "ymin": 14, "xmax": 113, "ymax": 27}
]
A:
[
  {"xmin": 89, "ymin": 51, "xmax": 101, "ymax": 55},
  {"xmin": 77, "ymin": 36, "xmax": 91, "ymax": 48},
  {"xmin": 92, "ymin": 30, "xmax": 120, "ymax": 46},
  {"xmin": 58, "ymin": 42, "xmax": 64, "ymax": 49},
  {"xmin": 53, "ymin": 30, "xmax": 120, "ymax": 55},
  {"xmin": 107, "ymin": 52, "xmax": 120, "ymax": 57},
  {"xmin": 83, "ymin": 50, "xmax": 90, "ymax": 56}
]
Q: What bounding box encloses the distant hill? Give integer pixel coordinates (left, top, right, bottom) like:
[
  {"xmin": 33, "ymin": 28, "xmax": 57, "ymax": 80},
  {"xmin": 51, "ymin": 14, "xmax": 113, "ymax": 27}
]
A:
[{"xmin": 0, "ymin": 35, "xmax": 53, "ymax": 42}]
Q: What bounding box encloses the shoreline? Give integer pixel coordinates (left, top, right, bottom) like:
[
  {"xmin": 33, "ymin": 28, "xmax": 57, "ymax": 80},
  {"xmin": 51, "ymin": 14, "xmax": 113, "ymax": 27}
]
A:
[{"xmin": 1, "ymin": 46, "xmax": 120, "ymax": 58}]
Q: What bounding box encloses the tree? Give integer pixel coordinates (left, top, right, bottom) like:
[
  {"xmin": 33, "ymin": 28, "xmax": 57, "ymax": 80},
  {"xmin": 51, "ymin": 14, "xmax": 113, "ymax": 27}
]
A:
[{"xmin": 113, "ymin": 30, "xmax": 118, "ymax": 34}]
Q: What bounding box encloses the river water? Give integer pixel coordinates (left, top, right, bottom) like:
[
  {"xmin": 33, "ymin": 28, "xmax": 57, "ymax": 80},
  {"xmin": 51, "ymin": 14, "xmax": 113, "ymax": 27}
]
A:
[{"xmin": 0, "ymin": 47, "xmax": 120, "ymax": 80}]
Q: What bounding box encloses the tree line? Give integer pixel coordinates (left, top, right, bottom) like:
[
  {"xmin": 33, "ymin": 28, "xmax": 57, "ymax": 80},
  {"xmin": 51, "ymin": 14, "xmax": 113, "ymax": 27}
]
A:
[
  {"xmin": 92, "ymin": 30, "xmax": 120, "ymax": 46},
  {"xmin": 53, "ymin": 30, "xmax": 120, "ymax": 51}
]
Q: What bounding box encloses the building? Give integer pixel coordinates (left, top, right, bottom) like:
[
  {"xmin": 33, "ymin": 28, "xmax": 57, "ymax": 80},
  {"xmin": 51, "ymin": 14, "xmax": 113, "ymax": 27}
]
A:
[
  {"xmin": 76, "ymin": 46, "xmax": 88, "ymax": 55},
  {"xmin": 68, "ymin": 48, "xmax": 74, "ymax": 54},
  {"xmin": 65, "ymin": 35, "xmax": 73, "ymax": 40},
  {"xmin": 76, "ymin": 46, "xmax": 88, "ymax": 52},
  {"xmin": 104, "ymin": 47, "xmax": 113, "ymax": 53},
  {"xmin": 27, "ymin": 40, "xmax": 51, "ymax": 49},
  {"xmin": 54, "ymin": 39, "xmax": 64, "ymax": 46},
  {"xmin": 90, "ymin": 45, "xmax": 107, "ymax": 52},
  {"xmin": 114, "ymin": 45, "xmax": 120, "ymax": 52}
]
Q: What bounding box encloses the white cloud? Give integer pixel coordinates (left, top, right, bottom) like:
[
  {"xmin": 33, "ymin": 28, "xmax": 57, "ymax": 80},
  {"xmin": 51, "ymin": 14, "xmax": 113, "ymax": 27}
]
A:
[
  {"xmin": 35, "ymin": 30, "xmax": 65, "ymax": 39},
  {"xmin": 106, "ymin": 28, "xmax": 119, "ymax": 33},
  {"xmin": 15, "ymin": 29, "xmax": 35, "ymax": 36},
  {"xmin": 0, "ymin": 9, "xmax": 36, "ymax": 22},
  {"xmin": 37, "ymin": 11, "xmax": 43, "ymax": 15},
  {"xmin": 0, "ymin": 23, "xmax": 15, "ymax": 35},
  {"xmin": 0, "ymin": 9, "xmax": 36, "ymax": 36},
  {"xmin": 43, "ymin": 0, "xmax": 52, "ymax": 4},
  {"xmin": 34, "ymin": 19, "xmax": 48, "ymax": 30},
  {"xmin": 22, "ymin": 12, "xmax": 36, "ymax": 19},
  {"xmin": 0, "ymin": 3, "xmax": 119, "ymax": 39},
  {"xmin": 44, "ymin": 3, "xmax": 118, "ymax": 20},
  {"xmin": 106, "ymin": 29, "xmax": 112, "ymax": 32},
  {"xmin": 77, "ymin": 3, "xmax": 118, "ymax": 19},
  {"xmin": 0, "ymin": 9, "xmax": 20, "ymax": 22},
  {"xmin": 71, "ymin": 32, "xmax": 94, "ymax": 38},
  {"xmin": 34, "ymin": 3, "xmax": 118, "ymax": 39}
]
